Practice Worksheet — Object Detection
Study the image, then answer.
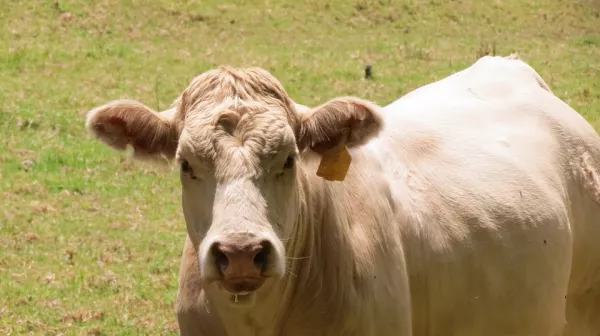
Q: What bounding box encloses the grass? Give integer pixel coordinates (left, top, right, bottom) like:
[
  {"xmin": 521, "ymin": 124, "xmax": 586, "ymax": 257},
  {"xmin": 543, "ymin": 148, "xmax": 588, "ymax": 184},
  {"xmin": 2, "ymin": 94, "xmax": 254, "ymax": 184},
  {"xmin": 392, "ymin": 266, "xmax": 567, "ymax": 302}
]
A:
[{"xmin": 1, "ymin": 0, "xmax": 599, "ymax": 334}]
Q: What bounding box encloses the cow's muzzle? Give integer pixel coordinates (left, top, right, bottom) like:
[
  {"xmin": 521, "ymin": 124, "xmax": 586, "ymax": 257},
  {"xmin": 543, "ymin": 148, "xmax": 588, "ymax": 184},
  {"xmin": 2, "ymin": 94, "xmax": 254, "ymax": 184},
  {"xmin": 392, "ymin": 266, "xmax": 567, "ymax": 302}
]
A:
[{"xmin": 208, "ymin": 232, "xmax": 274, "ymax": 293}]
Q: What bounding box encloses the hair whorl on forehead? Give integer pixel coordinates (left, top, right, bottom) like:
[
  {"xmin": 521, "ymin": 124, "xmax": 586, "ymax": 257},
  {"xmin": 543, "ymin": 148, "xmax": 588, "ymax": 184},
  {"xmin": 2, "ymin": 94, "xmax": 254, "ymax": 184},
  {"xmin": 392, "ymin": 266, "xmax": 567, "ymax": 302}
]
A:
[{"xmin": 176, "ymin": 66, "xmax": 299, "ymax": 134}]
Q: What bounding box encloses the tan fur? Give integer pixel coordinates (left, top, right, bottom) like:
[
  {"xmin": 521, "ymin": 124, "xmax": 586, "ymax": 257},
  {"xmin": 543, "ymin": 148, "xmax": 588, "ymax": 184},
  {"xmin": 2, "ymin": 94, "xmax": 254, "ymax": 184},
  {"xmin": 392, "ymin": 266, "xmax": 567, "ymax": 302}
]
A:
[
  {"xmin": 177, "ymin": 66, "xmax": 299, "ymax": 134},
  {"xmin": 85, "ymin": 57, "xmax": 600, "ymax": 336}
]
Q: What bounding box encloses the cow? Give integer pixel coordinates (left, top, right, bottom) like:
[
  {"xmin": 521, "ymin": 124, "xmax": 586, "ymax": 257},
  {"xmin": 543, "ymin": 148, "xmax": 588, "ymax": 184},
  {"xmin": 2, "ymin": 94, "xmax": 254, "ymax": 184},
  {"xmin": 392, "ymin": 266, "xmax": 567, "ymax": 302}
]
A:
[{"xmin": 84, "ymin": 55, "xmax": 600, "ymax": 336}]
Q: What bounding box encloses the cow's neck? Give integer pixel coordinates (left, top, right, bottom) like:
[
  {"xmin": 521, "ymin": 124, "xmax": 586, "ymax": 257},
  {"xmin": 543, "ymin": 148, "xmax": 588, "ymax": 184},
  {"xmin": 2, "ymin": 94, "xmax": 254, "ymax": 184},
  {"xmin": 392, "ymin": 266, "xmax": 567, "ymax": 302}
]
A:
[
  {"xmin": 271, "ymin": 154, "xmax": 371, "ymax": 334},
  {"xmin": 275, "ymin": 146, "xmax": 402, "ymax": 335}
]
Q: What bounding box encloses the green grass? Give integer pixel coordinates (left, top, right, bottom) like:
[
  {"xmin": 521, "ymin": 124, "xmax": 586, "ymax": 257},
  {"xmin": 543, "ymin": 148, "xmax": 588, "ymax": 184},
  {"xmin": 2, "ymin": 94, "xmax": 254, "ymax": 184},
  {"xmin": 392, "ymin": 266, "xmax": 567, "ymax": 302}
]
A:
[{"xmin": 1, "ymin": 0, "xmax": 599, "ymax": 334}]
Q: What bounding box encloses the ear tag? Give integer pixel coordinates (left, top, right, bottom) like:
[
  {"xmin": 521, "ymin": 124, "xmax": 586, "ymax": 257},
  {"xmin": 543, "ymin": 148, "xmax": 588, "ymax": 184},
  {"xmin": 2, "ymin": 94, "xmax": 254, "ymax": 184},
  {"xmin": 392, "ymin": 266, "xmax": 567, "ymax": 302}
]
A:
[{"xmin": 316, "ymin": 129, "xmax": 352, "ymax": 181}]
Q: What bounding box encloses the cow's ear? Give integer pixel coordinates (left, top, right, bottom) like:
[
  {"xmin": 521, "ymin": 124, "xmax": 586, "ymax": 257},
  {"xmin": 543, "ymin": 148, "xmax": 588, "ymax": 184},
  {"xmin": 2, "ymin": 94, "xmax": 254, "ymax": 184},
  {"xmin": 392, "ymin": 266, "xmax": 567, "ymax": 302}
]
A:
[
  {"xmin": 298, "ymin": 97, "xmax": 384, "ymax": 153},
  {"xmin": 85, "ymin": 99, "xmax": 180, "ymax": 161}
]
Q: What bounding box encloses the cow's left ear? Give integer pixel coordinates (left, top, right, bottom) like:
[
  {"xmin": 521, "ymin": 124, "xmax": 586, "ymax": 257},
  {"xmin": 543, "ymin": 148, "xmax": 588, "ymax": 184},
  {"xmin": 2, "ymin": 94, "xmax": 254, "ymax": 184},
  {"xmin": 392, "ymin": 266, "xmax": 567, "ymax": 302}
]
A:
[{"xmin": 297, "ymin": 97, "xmax": 384, "ymax": 153}]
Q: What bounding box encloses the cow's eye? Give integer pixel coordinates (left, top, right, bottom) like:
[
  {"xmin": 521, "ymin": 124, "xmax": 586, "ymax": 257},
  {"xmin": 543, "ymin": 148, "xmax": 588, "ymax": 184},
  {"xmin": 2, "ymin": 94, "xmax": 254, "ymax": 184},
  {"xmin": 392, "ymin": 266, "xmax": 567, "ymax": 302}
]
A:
[
  {"xmin": 180, "ymin": 160, "xmax": 193, "ymax": 174},
  {"xmin": 283, "ymin": 155, "xmax": 296, "ymax": 170}
]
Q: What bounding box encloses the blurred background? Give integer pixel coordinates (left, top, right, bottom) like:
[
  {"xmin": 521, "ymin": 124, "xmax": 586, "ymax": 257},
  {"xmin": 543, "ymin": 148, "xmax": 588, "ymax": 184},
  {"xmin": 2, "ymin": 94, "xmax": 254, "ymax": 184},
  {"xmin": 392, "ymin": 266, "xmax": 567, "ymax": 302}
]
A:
[{"xmin": 1, "ymin": 0, "xmax": 599, "ymax": 334}]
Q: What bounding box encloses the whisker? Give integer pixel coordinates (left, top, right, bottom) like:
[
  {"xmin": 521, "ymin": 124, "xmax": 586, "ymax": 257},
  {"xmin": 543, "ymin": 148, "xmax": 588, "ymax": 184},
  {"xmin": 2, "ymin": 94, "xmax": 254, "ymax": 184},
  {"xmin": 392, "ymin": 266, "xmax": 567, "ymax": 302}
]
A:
[
  {"xmin": 286, "ymin": 255, "xmax": 311, "ymax": 260},
  {"xmin": 285, "ymin": 268, "xmax": 297, "ymax": 277}
]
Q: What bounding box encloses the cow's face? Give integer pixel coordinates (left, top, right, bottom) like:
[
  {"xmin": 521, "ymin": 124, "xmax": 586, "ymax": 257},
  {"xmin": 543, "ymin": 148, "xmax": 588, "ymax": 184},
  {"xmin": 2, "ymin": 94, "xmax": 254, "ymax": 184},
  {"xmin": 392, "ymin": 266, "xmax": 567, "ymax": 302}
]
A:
[
  {"xmin": 85, "ymin": 67, "xmax": 383, "ymax": 301},
  {"xmin": 177, "ymin": 96, "xmax": 301, "ymax": 296}
]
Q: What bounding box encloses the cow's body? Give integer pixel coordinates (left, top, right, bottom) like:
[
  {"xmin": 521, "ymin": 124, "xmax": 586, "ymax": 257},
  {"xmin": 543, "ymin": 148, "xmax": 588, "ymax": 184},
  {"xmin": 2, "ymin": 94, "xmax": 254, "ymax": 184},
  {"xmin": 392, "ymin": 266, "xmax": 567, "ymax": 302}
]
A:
[
  {"xmin": 85, "ymin": 55, "xmax": 600, "ymax": 336},
  {"xmin": 381, "ymin": 56, "xmax": 600, "ymax": 335}
]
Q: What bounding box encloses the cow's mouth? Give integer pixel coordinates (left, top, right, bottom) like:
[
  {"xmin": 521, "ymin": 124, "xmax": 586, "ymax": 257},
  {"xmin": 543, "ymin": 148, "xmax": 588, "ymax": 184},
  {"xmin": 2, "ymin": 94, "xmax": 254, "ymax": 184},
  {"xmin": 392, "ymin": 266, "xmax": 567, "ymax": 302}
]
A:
[
  {"xmin": 220, "ymin": 277, "xmax": 266, "ymax": 295},
  {"xmin": 218, "ymin": 278, "xmax": 265, "ymax": 306}
]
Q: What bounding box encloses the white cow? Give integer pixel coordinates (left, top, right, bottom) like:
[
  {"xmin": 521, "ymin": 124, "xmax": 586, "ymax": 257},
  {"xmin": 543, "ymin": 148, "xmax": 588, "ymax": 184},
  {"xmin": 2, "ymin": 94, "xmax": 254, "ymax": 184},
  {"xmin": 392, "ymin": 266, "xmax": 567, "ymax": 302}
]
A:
[{"xmin": 85, "ymin": 55, "xmax": 600, "ymax": 335}]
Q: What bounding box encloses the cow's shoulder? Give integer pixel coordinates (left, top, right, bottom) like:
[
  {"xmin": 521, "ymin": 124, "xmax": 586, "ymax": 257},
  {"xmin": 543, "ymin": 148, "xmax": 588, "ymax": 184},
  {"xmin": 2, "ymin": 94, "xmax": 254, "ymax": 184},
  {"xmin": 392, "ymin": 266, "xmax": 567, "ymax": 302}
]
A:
[
  {"xmin": 387, "ymin": 54, "xmax": 551, "ymax": 112},
  {"xmin": 465, "ymin": 54, "xmax": 551, "ymax": 96}
]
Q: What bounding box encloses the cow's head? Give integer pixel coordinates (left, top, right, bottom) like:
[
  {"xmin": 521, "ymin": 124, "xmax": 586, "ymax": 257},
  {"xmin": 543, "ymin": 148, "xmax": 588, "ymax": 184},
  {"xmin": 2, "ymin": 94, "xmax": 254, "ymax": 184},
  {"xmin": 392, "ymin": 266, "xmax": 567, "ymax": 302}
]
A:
[{"xmin": 85, "ymin": 67, "xmax": 383, "ymax": 301}]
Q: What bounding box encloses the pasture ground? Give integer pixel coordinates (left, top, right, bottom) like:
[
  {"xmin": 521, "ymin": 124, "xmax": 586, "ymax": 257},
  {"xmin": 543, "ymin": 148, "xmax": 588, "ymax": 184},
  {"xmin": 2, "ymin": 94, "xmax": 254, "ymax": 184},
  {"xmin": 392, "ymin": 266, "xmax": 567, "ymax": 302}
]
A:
[{"xmin": 1, "ymin": 0, "xmax": 599, "ymax": 334}]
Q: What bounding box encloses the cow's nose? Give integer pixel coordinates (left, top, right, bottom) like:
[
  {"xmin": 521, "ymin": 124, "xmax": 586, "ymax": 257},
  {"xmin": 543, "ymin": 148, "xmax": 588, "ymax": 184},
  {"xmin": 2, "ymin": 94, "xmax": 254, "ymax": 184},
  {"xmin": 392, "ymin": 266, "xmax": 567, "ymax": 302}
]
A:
[{"xmin": 210, "ymin": 234, "xmax": 272, "ymax": 279}]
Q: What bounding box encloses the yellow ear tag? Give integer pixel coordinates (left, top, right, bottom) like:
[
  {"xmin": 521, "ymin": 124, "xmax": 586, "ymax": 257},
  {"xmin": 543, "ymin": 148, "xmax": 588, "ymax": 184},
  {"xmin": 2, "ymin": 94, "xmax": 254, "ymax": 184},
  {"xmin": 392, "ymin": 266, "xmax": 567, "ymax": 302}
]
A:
[{"xmin": 316, "ymin": 129, "xmax": 352, "ymax": 182}]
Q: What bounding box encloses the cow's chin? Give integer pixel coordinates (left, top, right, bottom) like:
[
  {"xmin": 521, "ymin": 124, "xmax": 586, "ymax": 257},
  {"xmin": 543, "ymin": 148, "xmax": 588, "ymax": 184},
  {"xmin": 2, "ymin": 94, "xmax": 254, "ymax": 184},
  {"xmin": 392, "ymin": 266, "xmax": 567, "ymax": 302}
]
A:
[{"xmin": 219, "ymin": 278, "xmax": 266, "ymax": 306}]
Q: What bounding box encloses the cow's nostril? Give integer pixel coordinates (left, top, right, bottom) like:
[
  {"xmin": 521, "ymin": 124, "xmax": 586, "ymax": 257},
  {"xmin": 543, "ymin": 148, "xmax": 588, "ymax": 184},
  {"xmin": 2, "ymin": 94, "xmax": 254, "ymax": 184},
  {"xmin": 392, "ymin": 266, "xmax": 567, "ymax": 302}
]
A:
[
  {"xmin": 211, "ymin": 243, "xmax": 229, "ymax": 273},
  {"xmin": 254, "ymin": 240, "xmax": 272, "ymax": 272}
]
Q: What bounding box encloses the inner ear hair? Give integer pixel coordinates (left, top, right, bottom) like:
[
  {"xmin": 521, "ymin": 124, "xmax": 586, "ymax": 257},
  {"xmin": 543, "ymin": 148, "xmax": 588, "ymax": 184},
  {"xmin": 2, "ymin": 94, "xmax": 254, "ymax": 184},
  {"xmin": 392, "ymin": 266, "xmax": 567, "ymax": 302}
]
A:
[
  {"xmin": 298, "ymin": 96, "xmax": 384, "ymax": 153},
  {"xmin": 306, "ymin": 127, "xmax": 351, "ymax": 155},
  {"xmin": 86, "ymin": 99, "xmax": 179, "ymax": 161}
]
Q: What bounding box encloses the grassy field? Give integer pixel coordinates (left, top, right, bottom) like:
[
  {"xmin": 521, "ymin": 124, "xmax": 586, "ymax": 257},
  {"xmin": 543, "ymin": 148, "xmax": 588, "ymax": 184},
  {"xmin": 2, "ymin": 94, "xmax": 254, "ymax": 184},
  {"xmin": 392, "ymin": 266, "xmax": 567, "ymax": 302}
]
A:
[{"xmin": 1, "ymin": 0, "xmax": 599, "ymax": 334}]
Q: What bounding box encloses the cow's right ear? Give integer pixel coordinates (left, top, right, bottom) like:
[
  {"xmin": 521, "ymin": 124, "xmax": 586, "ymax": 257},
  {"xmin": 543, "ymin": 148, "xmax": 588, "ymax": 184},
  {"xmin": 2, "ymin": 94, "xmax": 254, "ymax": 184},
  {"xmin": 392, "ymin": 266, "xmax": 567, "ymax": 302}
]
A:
[{"xmin": 85, "ymin": 99, "xmax": 180, "ymax": 161}]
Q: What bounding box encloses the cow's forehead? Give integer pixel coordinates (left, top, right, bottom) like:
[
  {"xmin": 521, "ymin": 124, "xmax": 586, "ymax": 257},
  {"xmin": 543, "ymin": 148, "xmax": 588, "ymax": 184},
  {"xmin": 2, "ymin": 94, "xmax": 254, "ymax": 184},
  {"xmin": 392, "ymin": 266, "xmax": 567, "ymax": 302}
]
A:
[
  {"xmin": 174, "ymin": 66, "xmax": 299, "ymax": 169},
  {"xmin": 179, "ymin": 106, "xmax": 296, "ymax": 168}
]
